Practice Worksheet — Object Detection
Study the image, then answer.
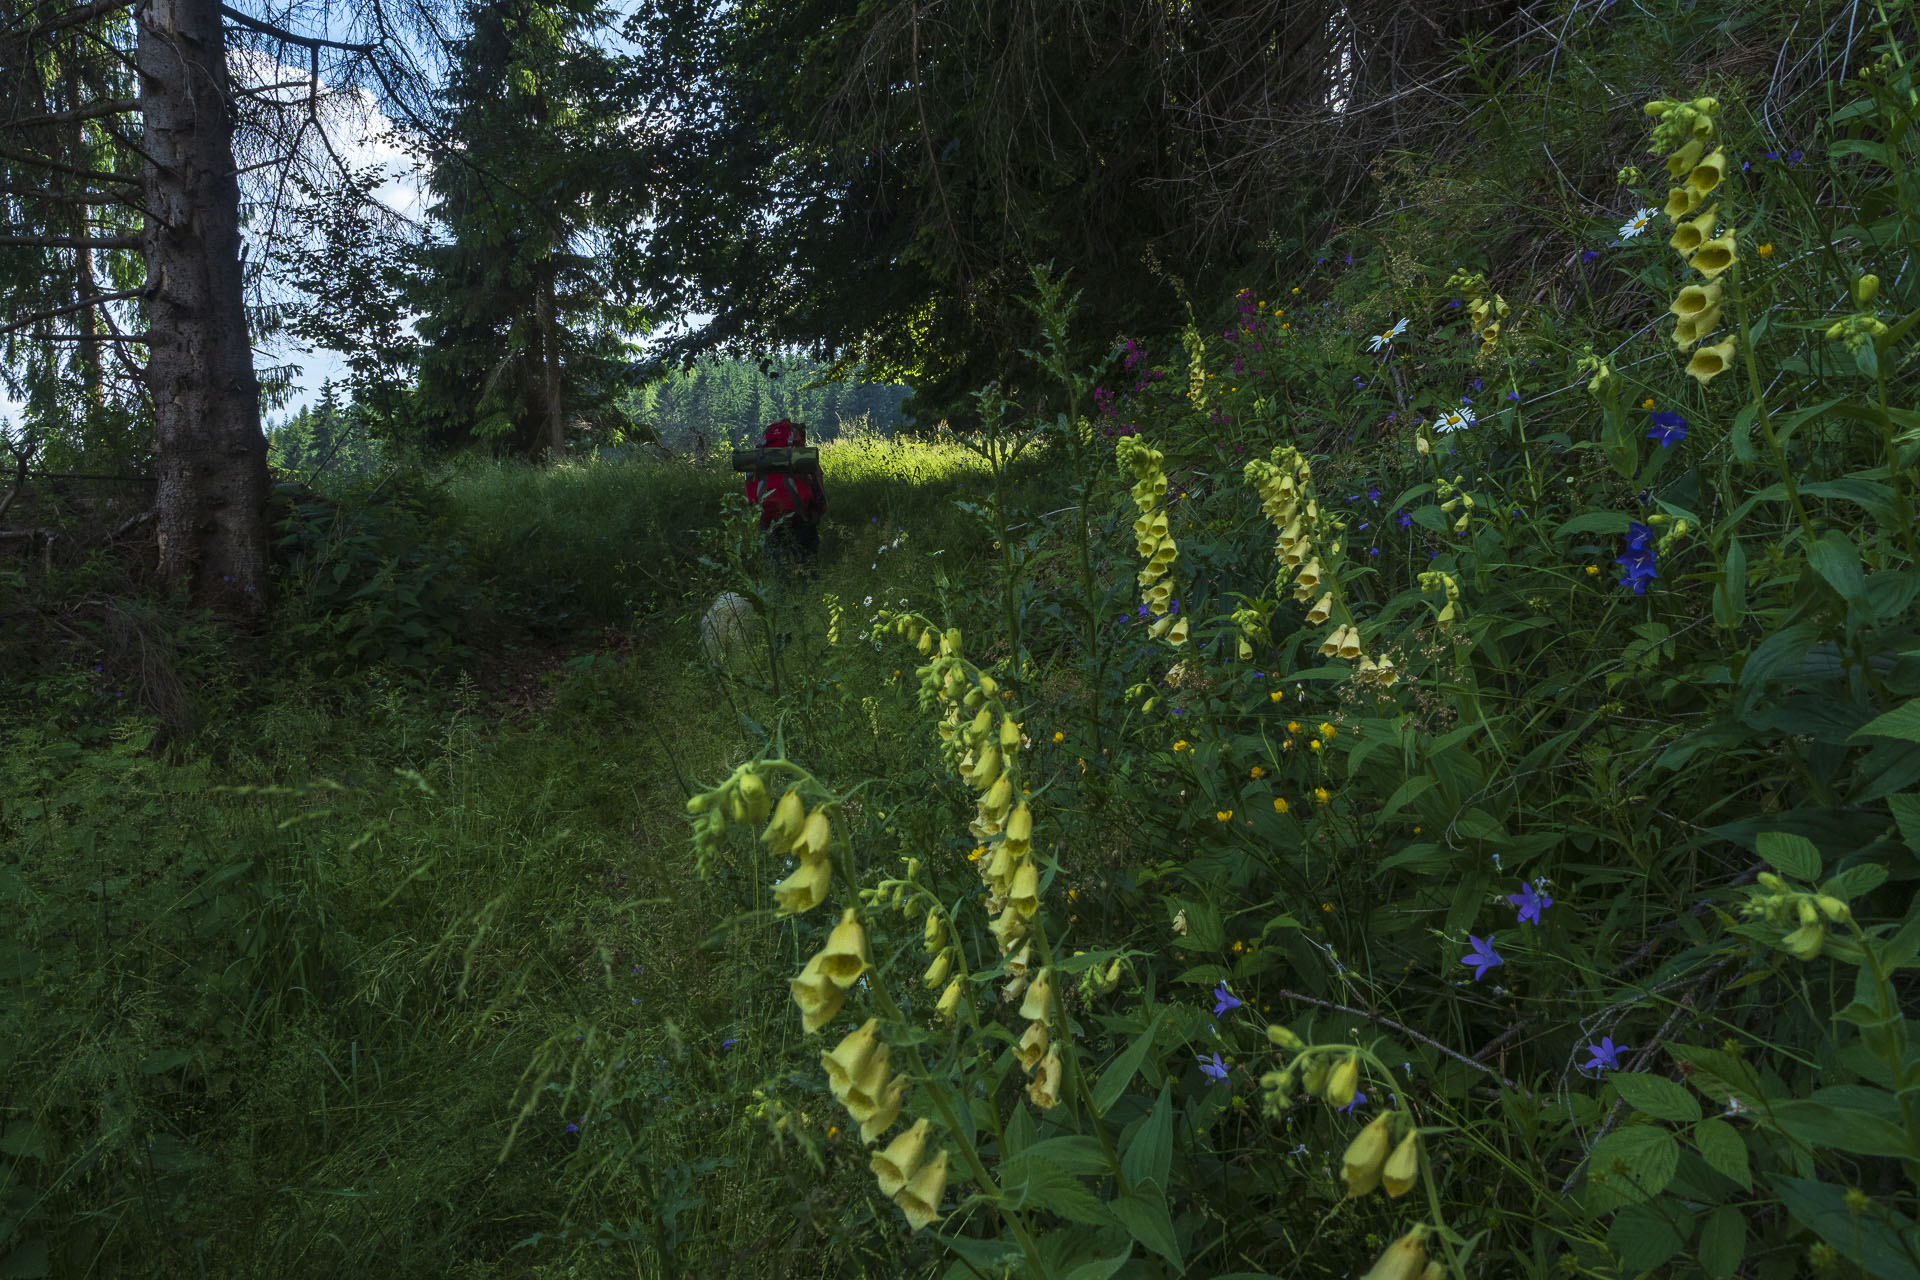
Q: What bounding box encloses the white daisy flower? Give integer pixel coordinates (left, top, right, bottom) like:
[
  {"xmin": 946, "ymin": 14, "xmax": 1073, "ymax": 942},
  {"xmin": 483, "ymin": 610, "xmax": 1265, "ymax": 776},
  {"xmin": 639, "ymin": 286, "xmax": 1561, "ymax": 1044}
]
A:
[
  {"xmin": 1365, "ymin": 318, "xmax": 1410, "ymax": 353},
  {"xmin": 1433, "ymin": 406, "xmax": 1477, "ymax": 433},
  {"xmin": 863, "ymin": 595, "xmax": 873, "ymax": 606},
  {"xmin": 1618, "ymin": 208, "xmax": 1658, "ymax": 239}
]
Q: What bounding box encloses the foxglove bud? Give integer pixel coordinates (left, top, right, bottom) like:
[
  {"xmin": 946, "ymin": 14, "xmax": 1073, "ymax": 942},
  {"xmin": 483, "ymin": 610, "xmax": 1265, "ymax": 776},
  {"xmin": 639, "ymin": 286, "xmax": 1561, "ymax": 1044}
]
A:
[
  {"xmin": 1342, "ymin": 1113, "xmax": 1393, "ymax": 1197},
  {"xmin": 1382, "ymin": 1130, "xmax": 1421, "ymax": 1197}
]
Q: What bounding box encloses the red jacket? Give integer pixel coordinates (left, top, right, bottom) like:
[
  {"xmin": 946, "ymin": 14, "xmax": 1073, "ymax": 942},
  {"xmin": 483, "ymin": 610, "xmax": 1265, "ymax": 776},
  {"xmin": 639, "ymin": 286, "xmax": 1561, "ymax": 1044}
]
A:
[{"xmin": 746, "ymin": 420, "xmax": 827, "ymax": 528}]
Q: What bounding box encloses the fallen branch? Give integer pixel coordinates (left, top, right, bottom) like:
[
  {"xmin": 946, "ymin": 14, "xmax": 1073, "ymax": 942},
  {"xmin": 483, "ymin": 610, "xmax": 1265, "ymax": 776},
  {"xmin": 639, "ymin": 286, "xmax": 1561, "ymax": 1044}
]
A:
[{"xmin": 1273, "ymin": 987, "xmax": 1521, "ymax": 1092}]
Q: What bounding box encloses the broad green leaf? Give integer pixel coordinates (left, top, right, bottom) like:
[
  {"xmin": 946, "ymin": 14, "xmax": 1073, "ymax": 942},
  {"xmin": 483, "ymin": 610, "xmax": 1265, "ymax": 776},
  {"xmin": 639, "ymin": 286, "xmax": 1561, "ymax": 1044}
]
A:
[
  {"xmin": 1092, "ymin": 1010, "xmax": 1165, "ymax": 1116},
  {"xmin": 1110, "ymin": 1184, "xmax": 1183, "ymax": 1271},
  {"xmin": 935, "ymin": 1233, "xmax": 1021, "ymax": 1271},
  {"xmin": 1608, "ymin": 1201, "xmax": 1684, "ymax": 1273},
  {"xmin": 1772, "ymin": 1176, "xmax": 1920, "ymax": 1280},
  {"xmin": 1062, "ymin": 1251, "xmax": 1132, "ymax": 1280},
  {"xmin": 1002, "ymin": 1157, "xmax": 1112, "ymax": 1228},
  {"xmin": 1121, "ymin": 1083, "xmax": 1173, "ymax": 1192},
  {"xmin": 1611, "ymin": 1072, "xmax": 1702, "ymax": 1124},
  {"xmin": 1380, "ymin": 774, "xmax": 1436, "ymax": 820},
  {"xmin": 1713, "ymin": 536, "xmax": 1746, "ymax": 630},
  {"xmin": 1583, "ymin": 1125, "xmax": 1680, "ymax": 1213},
  {"xmin": 1854, "ymin": 699, "xmax": 1920, "ymax": 746},
  {"xmin": 1822, "ymin": 862, "xmax": 1889, "ymax": 901},
  {"xmin": 1693, "ymin": 1117, "xmax": 1751, "ymax": 1190},
  {"xmin": 1011, "ymin": 1136, "xmax": 1112, "ymax": 1178},
  {"xmin": 1757, "ymin": 831, "xmax": 1822, "ymax": 881},
  {"xmin": 1554, "ymin": 511, "xmax": 1632, "ymax": 540},
  {"xmin": 1697, "ymin": 1204, "xmax": 1746, "ymax": 1280},
  {"xmin": 1768, "ymin": 1100, "xmax": 1912, "ymax": 1157},
  {"xmin": 1890, "ymin": 794, "xmax": 1920, "ymax": 854}
]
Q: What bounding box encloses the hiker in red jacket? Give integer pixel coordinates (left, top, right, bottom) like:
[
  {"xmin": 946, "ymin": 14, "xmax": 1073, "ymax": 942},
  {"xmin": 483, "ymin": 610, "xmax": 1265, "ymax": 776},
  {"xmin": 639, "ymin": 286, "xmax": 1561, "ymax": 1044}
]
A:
[{"xmin": 745, "ymin": 419, "xmax": 826, "ymax": 577}]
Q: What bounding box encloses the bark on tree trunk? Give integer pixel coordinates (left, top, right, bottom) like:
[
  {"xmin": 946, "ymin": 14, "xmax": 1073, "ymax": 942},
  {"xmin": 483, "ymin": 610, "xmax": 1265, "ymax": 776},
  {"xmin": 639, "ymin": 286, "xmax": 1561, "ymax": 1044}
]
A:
[
  {"xmin": 138, "ymin": 0, "xmax": 269, "ymax": 614},
  {"xmin": 536, "ymin": 252, "xmax": 564, "ymax": 461}
]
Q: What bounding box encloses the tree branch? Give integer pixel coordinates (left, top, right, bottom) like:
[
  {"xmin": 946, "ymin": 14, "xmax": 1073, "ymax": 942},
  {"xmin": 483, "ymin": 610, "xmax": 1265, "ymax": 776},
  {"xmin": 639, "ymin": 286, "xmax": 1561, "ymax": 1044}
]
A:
[
  {"xmin": 0, "ymin": 433, "xmax": 36, "ymax": 526},
  {"xmin": 0, "ymin": 0, "xmax": 138, "ymax": 45},
  {"xmin": 0, "ymin": 286, "xmax": 148, "ymax": 340},
  {"xmin": 2, "ymin": 98, "xmax": 139, "ymax": 129},
  {"xmin": 0, "ymin": 234, "xmax": 141, "ymax": 249},
  {"xmin": 0, "ymin": 145, "xmax": 140, "ymax": 185},
  {"xmin": 0, "ymin": 182, "xmax": 141, "ymax": 205},
  {"xmin": 218, "ymin": 5, "xmax": 375, "ymax": 53}
]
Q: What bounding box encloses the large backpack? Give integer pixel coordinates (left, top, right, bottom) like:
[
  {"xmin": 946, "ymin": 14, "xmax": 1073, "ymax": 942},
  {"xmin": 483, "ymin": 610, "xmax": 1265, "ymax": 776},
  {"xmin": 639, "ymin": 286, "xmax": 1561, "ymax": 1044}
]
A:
[{"xmin": 744, "ymin": 421, "xmax": 826, "ymax": 527}]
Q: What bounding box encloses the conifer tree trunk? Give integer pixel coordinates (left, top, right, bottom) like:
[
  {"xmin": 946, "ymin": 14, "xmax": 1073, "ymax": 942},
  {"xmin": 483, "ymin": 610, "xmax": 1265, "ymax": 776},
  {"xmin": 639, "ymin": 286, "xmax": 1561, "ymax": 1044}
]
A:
[
  {"xmin": 138, "ymin": 0, "xmax": 269, "ymax": 613},
  {"xmin": 537, "ymin": 254, "xmax": 564, "ymax": 459}
]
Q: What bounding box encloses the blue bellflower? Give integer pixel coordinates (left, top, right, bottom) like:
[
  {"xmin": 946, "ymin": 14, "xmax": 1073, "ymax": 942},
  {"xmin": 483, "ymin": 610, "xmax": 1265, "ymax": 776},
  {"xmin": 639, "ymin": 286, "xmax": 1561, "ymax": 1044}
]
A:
[
  {"xmin": 1507, "ymin": 880, "xmax": 1553, "ymax": 925},
  {"xmin": 1212, "ymin": 983, "xmax": 1242, "ymax": 1016},
  {"xmin": 1646, "ymin": 410, "xmax": 1688, "ymax": 448},
  {"xmin": 1198, "ymin": 1053, "xmax": 1229, "ymax": 1083},
  {"xmin": 1581, "ymin": 1037, "xmax": 1628, "ymax": 1076},
  {"xmin": 1461, "ymin": 934, "xmax": 1503, "ymax": 980},
  {"xmin": 1616, "ymin": 521, "xmax": 1659, "ymax": 595}
]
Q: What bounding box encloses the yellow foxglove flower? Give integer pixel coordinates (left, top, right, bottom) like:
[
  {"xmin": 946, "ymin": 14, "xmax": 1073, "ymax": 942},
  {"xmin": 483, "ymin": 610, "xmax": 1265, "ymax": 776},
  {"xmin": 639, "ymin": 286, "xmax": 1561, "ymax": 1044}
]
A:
[
  {"xmin": 1294, "ymin": 558, "xmax": 1323, "ymax": 596},
  {"xmin": 1167, "ymin": 618, "xmax": 1189, "ymax": 647},
  {"xmin": 1337, "ymin": 628, "xmax": 1364, "ymax": 660},
  {"xmin": 1026, "ymin": 1049, "xmax": 1063, "ymax": 1109},
  {"xmin": 1663, "ymin": 186, "xmax": 1701, "ymax": 220},
  {"xmin": 1147, "ymin": 613, "xmax": 1174, "ymax": 640},
  {"xmin": 923, "ymin": 950, "xmax": 951, "ymax": 989},
  {"xmin": 1008, "ymin": 859, "xmax": 1040, "ymax": 919},
  {"xmin": 1665, "ymin": 138, "xmax": 1704, "ymax": 178},
  {"xmin": 982, "ymin": 774, "xmax": 1014, "ymax": 823},
  {"xmin": 1691, "ymin": 235, "xmax": 1737, "ymax": 279},
  {"xmin": 871, "ymin": 1118, "xmax": 930, "ymax": 1197},
  {"xmin": 1307, "ymin": 593, "xmax": 1333, "ymax": 625},
  {"xmin": 1783, "ymin": 921, "xmax": 1825, "ymax": 959},
  {"xmin": 1668, "ymin": 205, "xmax": 1717, "ymax": 258},
  {"xmin": 859, "ymin": 1075, "xmax": 909, "ymax": 1144},
  {"xmin": 1670, "ymin": 279, "xmax": 1723, "ymax": 319},
  {"xmin": 844, "ymin": 1043, "xmax": 894, "ymax": 1117},
  {"xmin": 923, "ymin": 910, "xmax": 945, "ymax": 953},
  {"xmin": 773, "ymin": 856, "xmax": 830, "ymax": 916},
  {"xmin": 821, "ymin": 908, "xmax": 872, "ymax": 988},
  {"xmin": 969, "ymin": 746, "xmax": 1002, "ymax": 791},
  {"xmin": 893, "ymin": 1147, "xmax": 950, "ymax": 1231},
  {"xmin": 999, "ymin": 717, "xmax": 1022, "ymax": 752},
  {"xmin": 1383, "ymin": 1130, "xmax": 1421, "ymax": 1197},
  {"xmin": 983, "ymin": 842, "xmax": 1016, "ymax": 895},
  {"xmin": 1017, "ymin": 1020, "xmax": 1049, "ymax": 1071},
  {"xmin": 1004, "ymin": 802, "xmax": 1032, "ymax": 856},
  {"xmin": 789, "ymin": 807, "xmax": 833, "ymax": 862},
  {"xmin": 935, "ymin": 975, "xmax": 964, "ymax": 1020},
  {"xmin": 1688, "ymin": 148, "xmax": 1726, "ymax": 195},
  {"xmin": 821, "ymin": 1018, "xmax": 882, "ymax": 1100},
  {"xmin": 990, "ymin": 907, "xmax": 1028, "ymax": 952},
  {"xmin": 1360, "ymin": 1224, "xmax": 1430, "ymax": 1280},
  {"xmin": 1324, "ymin": 1054, "xmax": 1360, "ymax": 1108},
  {"xmin": 790, "ymin": 952, "xmax": 845, "ymax": 1033},
  {"xmin": 737, "ymin": 772, "xmax": 771, "ymax": 824},
  {"xmin": 762, "ymin": 790, "xmax": 806, "ymax": 853},
  {"xmin": 1686, "ymin": 337, "xmax": 1737, "ymax": 385},
  {"xmin": 1237, "ymin": 636, "xmax": 1253, "ymax": 660},
  {"xmin": 1018, "ymin": 968, "xmax": 1054, "ymax": 1023},
  {"xmin": 1342, "ymin": 1113, "xmax": 1394, "ymax": 1197}
]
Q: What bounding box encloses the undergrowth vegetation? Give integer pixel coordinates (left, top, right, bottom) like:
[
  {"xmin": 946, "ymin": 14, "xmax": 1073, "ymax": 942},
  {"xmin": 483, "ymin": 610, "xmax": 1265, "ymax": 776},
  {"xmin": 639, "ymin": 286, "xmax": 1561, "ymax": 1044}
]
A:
[{"xmin": 5, "ymin": 6, "xmax": 1920, "ymax": 1280}]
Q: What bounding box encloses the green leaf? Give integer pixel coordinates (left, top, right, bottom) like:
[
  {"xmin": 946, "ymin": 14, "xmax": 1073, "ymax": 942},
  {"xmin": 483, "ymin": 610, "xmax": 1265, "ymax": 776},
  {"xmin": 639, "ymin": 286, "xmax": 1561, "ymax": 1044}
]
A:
[
  {"xmin": 1092, "ymin": 1010, "xmax": 1165, "ymax": 1116},
  {"xmin": 1713, "ymin": 536, "xmax": 1746, "ymax": 630},
  {"xmin": 1013, "ymin": 1136, "xmax": 1112, "ymax": 1178},
  {"xmin": 1611, "ymin": 1072, "xmax": 1702, "ymax": 1123},
  {"xmin": 1854, "ymin": 699, "xmax": 1920, "ymax": 746},
  {"xmin": 1693, "ymin": 1117, "xmax": 1751, "ymax": 1190},
  {"xmin": 1609, "ymin": 1201, "xmax": 1684, "ymax": 1273},
  {"xmin": 1110, "ymin": 1184, "xmax": 1183, "ymax": 1272},
  {"xmin": 1697, "ymin": 1204, "xmax": 1746, "ymax": 1280},
  {"xmin": 0, "ymin": 1241, "xmax": 49, "ymax": 1280},
  {"xmin": 1554, "ymin": 511, "xmax": 1633, "ymax": 540},
  {"xmin": 1822, "ymin": 862, "xmax": 1890, "ymax": 901},
  {"xmin": 1890, "ymin": 794, "xmax": 1920, "ymax": 854},
  {"xmin": 935, "ymin": 1233, "xmax": 1021, "ymax": 1271},
  {"xmin": 1771, "ymin": 1176, "xmax": 1920, "ymax": 1280},
  {"xmin": 1062, "ymin": 1251, "xmax": 1132, "ymax": 1280},
  {"xmin": 1380, "ymin": 774, "xmax": 1436, "ymax": 821},
  {"xmin": 1002, "ymin": 1158, "xmax": 1113, "ymax": 1228},
  {"xmin": 1757, "ymin": 831, "xmax": 1822, "ymax": 881},
  {"xmin": 1121, "ymin": 1083, "xmax": 1173, "ymax": 1192},
  {"xmin": 1768, "ymin": 1100, "xmax": 1913, "ymax": 1157},
  {"xmin": 1583, "ymin": 1125, "xmax": 1680, "ymax": 1213}
]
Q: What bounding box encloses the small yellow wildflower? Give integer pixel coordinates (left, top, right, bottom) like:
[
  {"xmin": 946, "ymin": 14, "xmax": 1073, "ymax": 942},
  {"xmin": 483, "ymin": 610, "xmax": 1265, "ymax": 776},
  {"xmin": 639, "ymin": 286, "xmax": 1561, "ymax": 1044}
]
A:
[
  {"xmin": 1173, "ymin": 740, "xmax": 1189, "ymax": 752},
  {"xmin": 1273, "ymin": 797, "xmax": 1290, "ymax": 814},
  {"xmin": 1052, "ymin": 731, "xmax": 1064, "ymax": 743},
  {"xmin": 1309, "ymin": 740, "xmax": 1322, "ymax": 752},
  {"xmin": 1250, "ymin": 765, "xmax": 1266, "ymax": 779},
  {"xmin": 1756, "ymin": 242, "xmax": 1774, "ymax": 258},
  {"xmin": 1281, "ymin": 322, "xmax": 1290, "ymax": 330},
  {"xmin": 1586, "ymin": 565, "xmax": 1600, "ymax": 576},
  {"xmin": 826, "ymin": 1125, "xmax": 839, "ymax": 1140},
  {"xmin": 1268, "ymin": 690, "xmax": 1283, "ymax": 702},
  {"xmin": 1067, "ymin": 888, "xmax": 1077, "ymax": 900},
  {"xmin": 1216, "ymin": 810, "xmax": 1233, "ymax": 822},
  {"xmin": 1641, "ymin": 398, "xmax": 1655, "ymax": 410},
  {"xmin": 1232, "ymin": 940, "xmax": 1245, "ymax": 953},
  {"xmin": 1412, "ymin": 825, "xmax": 1422, "ymax": 834},
  {"xmin": 1320, "ymin": 902, "xmax": 1334, "ymax": 913},
  {"xmin": 968, "ymin": 846, "xmax": 984, "ymax": 862},
  {"xmin": 1291, "ymin": 286, "xmax": 1300, "ymax": 294},
  {"xmin": 1287, "ymin": 721, "xmax": 1300, "ymax": 734},
  {"xmin": 1313, "ymin": 786, "xmax": 1331, "ymax": 804},
  {"xmin": 1318, "ymin": 722, "xmax": 1337, "ymax": 741}
]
